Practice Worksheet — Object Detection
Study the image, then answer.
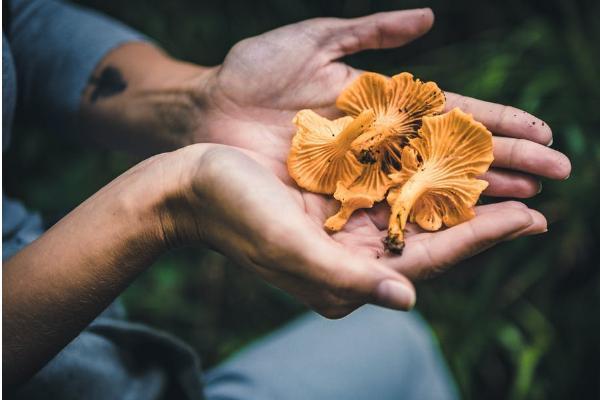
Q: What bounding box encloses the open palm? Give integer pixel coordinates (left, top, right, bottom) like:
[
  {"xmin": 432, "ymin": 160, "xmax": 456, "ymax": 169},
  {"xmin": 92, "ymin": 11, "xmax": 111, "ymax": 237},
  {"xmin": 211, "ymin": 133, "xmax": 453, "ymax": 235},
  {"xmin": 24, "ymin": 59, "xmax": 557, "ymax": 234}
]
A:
[
  {"xmin": 236, "ymin": 148, "xmax": 544, "ymax": 282},
  {"xmin": 194, "ymin": 9, "xmax": 571, "ymax": 281},
  {"xmin": 189, "ymin": 145, "xmax": 544, "ymax": 317}
]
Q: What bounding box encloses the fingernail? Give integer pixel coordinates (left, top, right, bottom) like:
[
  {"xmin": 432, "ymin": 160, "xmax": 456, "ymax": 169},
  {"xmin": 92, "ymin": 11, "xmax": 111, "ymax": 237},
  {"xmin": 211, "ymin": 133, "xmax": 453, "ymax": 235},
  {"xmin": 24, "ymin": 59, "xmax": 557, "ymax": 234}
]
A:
[
  {"xmin": 547, "ymin": 137, "xmax": 553, "ymax": 147},
  {"xmin": 529, "ymin": 223, "xmax": 548, "ymax": 235},
  {"xmin": 537, "ymin": 182, "xmax": 543, "ymax": 194},
  {"xmin": 375, "ymin": 280, "xmax": 416, "ymax": 310},
  {"xmin": 563, "ymin": 174, "xmax": 570, "ymax": 180}
]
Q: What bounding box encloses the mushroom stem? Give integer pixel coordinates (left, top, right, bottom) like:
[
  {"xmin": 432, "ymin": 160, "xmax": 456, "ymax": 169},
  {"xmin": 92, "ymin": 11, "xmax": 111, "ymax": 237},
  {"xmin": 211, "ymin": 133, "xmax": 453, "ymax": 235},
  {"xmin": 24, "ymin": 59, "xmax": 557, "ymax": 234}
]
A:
[
  {"xmin": 324, "ymin": 184, "xmax": 376, "ymax": 232},
  {"xmin": 350, "ymin": 125, "xmax": 382, "ymax": 151},
  {"xmin": 334, "ymin": 110, "xmax": 375, "ymax": 150},
  {"xmin": 324, "ymin": 205, "xmax": 356, "ymax": 232},
  {"xmin": 385, "ymin": 177, "xmax": 428, "ymax": 254}
]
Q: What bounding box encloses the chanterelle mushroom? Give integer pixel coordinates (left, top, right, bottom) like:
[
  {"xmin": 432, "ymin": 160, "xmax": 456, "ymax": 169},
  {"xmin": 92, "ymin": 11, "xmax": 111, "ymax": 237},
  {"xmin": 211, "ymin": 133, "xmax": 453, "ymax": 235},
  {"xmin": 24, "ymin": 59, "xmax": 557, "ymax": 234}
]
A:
[
  {"xmin": 326, "ymin": 72, "xmax": 446, "ymax": 230},
  {"xmin": 324, "ymin": 179, "xmax": 382, "ymax": 231},
  {"xmin": 287, "ymin": 109, "xmax": 376, "ymax": 194},
  {"xmin": 384, "ymin": 108, "xmax": 494, "ymax": 254},
  {"xmin": 337, "ymin": 72, "xmax": 445, "ymax": 163}
]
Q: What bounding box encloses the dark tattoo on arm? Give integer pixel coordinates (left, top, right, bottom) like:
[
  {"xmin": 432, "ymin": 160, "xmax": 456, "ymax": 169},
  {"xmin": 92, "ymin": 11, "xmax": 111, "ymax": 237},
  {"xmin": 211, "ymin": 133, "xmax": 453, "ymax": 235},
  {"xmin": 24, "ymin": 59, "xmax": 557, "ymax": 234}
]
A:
[{"xmin": 88, "ymin": 66, "xmax": 127, "ymax": 103}]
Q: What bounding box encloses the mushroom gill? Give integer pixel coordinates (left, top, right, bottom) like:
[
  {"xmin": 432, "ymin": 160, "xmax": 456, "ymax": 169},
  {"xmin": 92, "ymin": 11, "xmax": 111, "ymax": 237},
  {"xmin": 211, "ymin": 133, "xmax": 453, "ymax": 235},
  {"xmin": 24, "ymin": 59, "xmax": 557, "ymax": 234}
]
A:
[
  {"xmin": 323, "ymin": 72, "xmax": 446, "ymax": 231},
  {"xmin": 287, "ymin": 109, "xmax": 376, "ymax": 194},
  {"xmin": 384, "ymin": 108, "xmax": 494, "ymax": 254},
  {"xmin": 336, "ymin": 72, "xmax": 445, "ymax": 165}
]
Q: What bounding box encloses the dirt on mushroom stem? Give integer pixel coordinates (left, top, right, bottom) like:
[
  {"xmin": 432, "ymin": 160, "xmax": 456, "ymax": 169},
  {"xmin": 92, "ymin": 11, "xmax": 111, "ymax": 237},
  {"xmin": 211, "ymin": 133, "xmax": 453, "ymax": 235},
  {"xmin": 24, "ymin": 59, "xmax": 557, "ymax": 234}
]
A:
[{"xmin": 385, "ymin": 176, "xmax": 429, "ymax": 253}]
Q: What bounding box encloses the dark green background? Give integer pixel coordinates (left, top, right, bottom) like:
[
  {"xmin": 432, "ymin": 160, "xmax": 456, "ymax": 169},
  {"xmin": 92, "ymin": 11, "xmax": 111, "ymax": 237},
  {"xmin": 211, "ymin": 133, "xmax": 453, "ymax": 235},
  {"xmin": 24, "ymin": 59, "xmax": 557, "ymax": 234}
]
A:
[{"xmin": 5, "ymin": 0, "xmax": 600, "ymax": 398}]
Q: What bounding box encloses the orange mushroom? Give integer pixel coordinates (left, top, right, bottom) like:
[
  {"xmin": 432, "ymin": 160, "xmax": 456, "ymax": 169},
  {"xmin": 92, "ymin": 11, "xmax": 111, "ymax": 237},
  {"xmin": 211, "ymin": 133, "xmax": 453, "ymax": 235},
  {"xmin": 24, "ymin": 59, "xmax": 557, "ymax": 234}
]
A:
[
  {"xmin": 324, "ymin": 162, "xmax": 390, "ymax": 231},
  {"xmin": 324, "ymin": 178, "xmax": 382, "ymax": 231},
  {"xmin": 337, "ymin": 72, "xmax": 445, "ymax": 164},
  {"xmin": 384, "ymin": 108, "xmax": 494, "ymax": 254},
  {"xmin": 325, "ymin": 72, "xmax": 446, "ymax": 230},
  {"xmin": 287, "ymin": 109, "xmax": 376, "ymax": 194}
]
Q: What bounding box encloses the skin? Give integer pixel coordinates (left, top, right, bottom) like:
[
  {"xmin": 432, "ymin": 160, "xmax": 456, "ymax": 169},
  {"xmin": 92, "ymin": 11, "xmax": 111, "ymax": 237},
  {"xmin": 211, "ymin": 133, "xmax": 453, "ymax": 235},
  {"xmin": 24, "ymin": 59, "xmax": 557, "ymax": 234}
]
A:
[
  {"xmin": 4, "ymin": 8, "xmax": 571, "ymax": 388},
  {"xmin": 190, "ymin": 8, "xmax": 570, "ymax": 278}
]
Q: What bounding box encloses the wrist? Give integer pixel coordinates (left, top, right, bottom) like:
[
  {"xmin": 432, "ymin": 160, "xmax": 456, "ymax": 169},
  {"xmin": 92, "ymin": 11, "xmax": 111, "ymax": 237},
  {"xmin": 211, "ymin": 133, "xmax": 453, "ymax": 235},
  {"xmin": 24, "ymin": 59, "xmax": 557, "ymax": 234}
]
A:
[
  {"xmin": 127, "ymin": 46, "xmax": 219, "ymax": 149},
  {"xmin": 139, "ymin": 143, "xmax": 219, "ymax": 250},
  {"xmin": 96, "ymin": 153, "xmax": 179, "ymax": 259}
]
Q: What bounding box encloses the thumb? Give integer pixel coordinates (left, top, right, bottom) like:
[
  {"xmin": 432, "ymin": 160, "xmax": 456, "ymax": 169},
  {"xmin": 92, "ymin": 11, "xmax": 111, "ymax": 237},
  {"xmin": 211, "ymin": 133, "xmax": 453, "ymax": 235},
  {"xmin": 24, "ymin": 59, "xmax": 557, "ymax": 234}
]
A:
[
  {"xmin": 315, "ymin": 8, "xmax": 434, "ymax": 59},
  {"xmin": 297, "ymin": 238, "xmax": 417, "ymax": 313}
]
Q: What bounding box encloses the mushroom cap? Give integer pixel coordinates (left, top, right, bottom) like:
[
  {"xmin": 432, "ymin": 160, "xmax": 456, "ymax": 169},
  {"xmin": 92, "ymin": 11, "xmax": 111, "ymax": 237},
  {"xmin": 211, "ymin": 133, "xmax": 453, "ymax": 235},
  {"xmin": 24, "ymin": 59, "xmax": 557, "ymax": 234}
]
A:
[
  {"xmin": 401, "ymin": 108, "xmax": 494, "ymax": 180},
  {"xmin": 336, "ymin": 72, "xmax": 445, "ymax": 160},
  {"xmin": 287, "ymin": 109, "xmax": 375, "ymax": 194},
  {"xmin": 320, "ymin": 71, "xmax": 445, "ymax": 230},
  {"xmin": 386, "ymin": 108, "xmax": 494, "ymax": 250}
]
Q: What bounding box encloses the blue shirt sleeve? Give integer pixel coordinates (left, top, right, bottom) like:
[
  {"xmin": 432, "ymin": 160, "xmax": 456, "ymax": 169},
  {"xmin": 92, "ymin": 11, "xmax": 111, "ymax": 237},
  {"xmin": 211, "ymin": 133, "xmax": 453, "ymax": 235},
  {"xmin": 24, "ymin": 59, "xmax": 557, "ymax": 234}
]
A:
[{"xmin": 8, "ymin": 0, "xmax": 149, "ymax": 133}]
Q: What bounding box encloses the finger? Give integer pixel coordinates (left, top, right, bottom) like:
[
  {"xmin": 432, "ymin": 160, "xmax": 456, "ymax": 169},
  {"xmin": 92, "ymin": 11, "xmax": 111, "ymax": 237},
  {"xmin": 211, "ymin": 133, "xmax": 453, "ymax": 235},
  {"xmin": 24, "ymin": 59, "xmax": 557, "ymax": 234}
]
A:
[
  {"xmin": 399, "ymin": 201, "xmax": 530, "ymax": 243},
  {"xmin": 319, "ymin": 8, "xmax": 434, "ymax": 59},
  {"xmin": 445, "ymin": 92, "xmax": 553, "ymax": 145},
  {"xmin": 371, "ymin": 201, "xmax": 538, "ymax": 245},
  {"xmin": 493, "ymin": 137, "xmax": 571, "ymax": 180},
  {"xmin": 474, "ymin": 202, "xmax": 547, "ymax": 237},
  {"xmin": 385, "ymin": 205, "xmax": 542, "ymax": 280},
  {"xmin": 481, "ymin": 169, "xmax": 541, "ymax": 198},
  {"xmin": 274, "ymin": 232, "xmax": 416, "ymax": 313},
  {"xmin": 313, "ymin": 244, "xmax": 417, "ymax": 312},
  {"xmin": 505, "ymin": 208, "xmax": 547, "ymax": 239},
  {"xmin": 367, "ymin": 181, "xmax": 537, "ymax": 230},
  {"xmin": 474, "ymin": 200, "xmax": 528, "ymax": 215}
]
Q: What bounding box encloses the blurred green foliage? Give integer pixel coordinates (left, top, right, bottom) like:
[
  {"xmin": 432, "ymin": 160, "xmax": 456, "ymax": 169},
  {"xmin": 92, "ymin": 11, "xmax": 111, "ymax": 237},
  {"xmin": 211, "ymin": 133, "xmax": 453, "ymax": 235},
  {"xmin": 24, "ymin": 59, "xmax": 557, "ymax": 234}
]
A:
[{"xmin": 4, "ymin": 0, "xmax": 600, "ymax": 398}]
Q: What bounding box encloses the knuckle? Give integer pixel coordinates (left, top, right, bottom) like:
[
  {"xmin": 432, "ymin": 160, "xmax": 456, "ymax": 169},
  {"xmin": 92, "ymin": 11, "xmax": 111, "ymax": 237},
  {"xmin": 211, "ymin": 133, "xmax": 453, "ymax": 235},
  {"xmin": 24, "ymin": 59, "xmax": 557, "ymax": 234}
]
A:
[
  {"xmin": 507, "ymin": 138, "xmax": 524, "ymax": 169},
  {"xmin": 499, "ymin": 106, "xmax": 512, "ymax": 127},
  {"xmin": 458, "ymin": 94, "xmax": 472, "ymax": 111},
  {"xmin": 520, "ymin": 180, "xmax": 541, "ymax": 198},
  {"xmin": 504, "ymin": 200, "xmax": 527, "ymax": 209},
  {"xmin": 227, "ymin": 37, "xmax": 255, "ymax": 58},
  {"xmin": 305, "ymin": 16, "xmax": 336, "ymax": 27},
  {"xmin": 300, "ymin": 18, "xmax": 337, "ymax": 40},
  {"xmin": 505, "ymin": 105, "xmax": 519, "ymax": 118},
  {"xmin": 512, "ymin": 209, "xmax": 534, "ymax": 227}
]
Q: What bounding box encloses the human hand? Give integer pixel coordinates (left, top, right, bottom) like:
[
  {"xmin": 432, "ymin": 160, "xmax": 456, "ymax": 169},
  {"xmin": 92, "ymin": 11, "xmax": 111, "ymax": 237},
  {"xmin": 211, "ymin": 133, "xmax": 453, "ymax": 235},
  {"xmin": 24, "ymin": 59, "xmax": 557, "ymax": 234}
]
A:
[
  {"xmin": 157, "ymin": 144, "xmax": 551, "ymax": 316},
  {"xmin": 187, "ymin": 8, "xmax": 570, "ymax": 278},
  {"xmin": 158, "ymin": 144, "xmax": 417, "ymax": 316},
  {"xmin": 197, "ymin": 8, "xmax": 570, "ymax": 192}
]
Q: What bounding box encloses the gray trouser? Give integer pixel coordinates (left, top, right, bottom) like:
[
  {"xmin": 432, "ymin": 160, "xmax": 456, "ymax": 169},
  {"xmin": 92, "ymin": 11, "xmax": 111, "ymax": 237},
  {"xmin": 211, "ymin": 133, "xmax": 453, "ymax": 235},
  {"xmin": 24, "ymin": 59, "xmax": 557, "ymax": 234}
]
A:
[{"xmin": 204, "ymin": 305, "xmax": 459, "ymax": 400}]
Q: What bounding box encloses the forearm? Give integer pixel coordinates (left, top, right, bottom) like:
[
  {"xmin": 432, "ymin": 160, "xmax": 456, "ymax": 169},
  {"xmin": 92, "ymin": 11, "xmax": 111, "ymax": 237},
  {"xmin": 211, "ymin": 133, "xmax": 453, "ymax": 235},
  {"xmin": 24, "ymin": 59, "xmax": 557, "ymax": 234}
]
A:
[
  {"xmin": 80, "ymin": 42, "xmax": 214, "ymax": 155},
  {"xmin": 1, "ymin": 151, "xmax": 185, "ymax": 387}
]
